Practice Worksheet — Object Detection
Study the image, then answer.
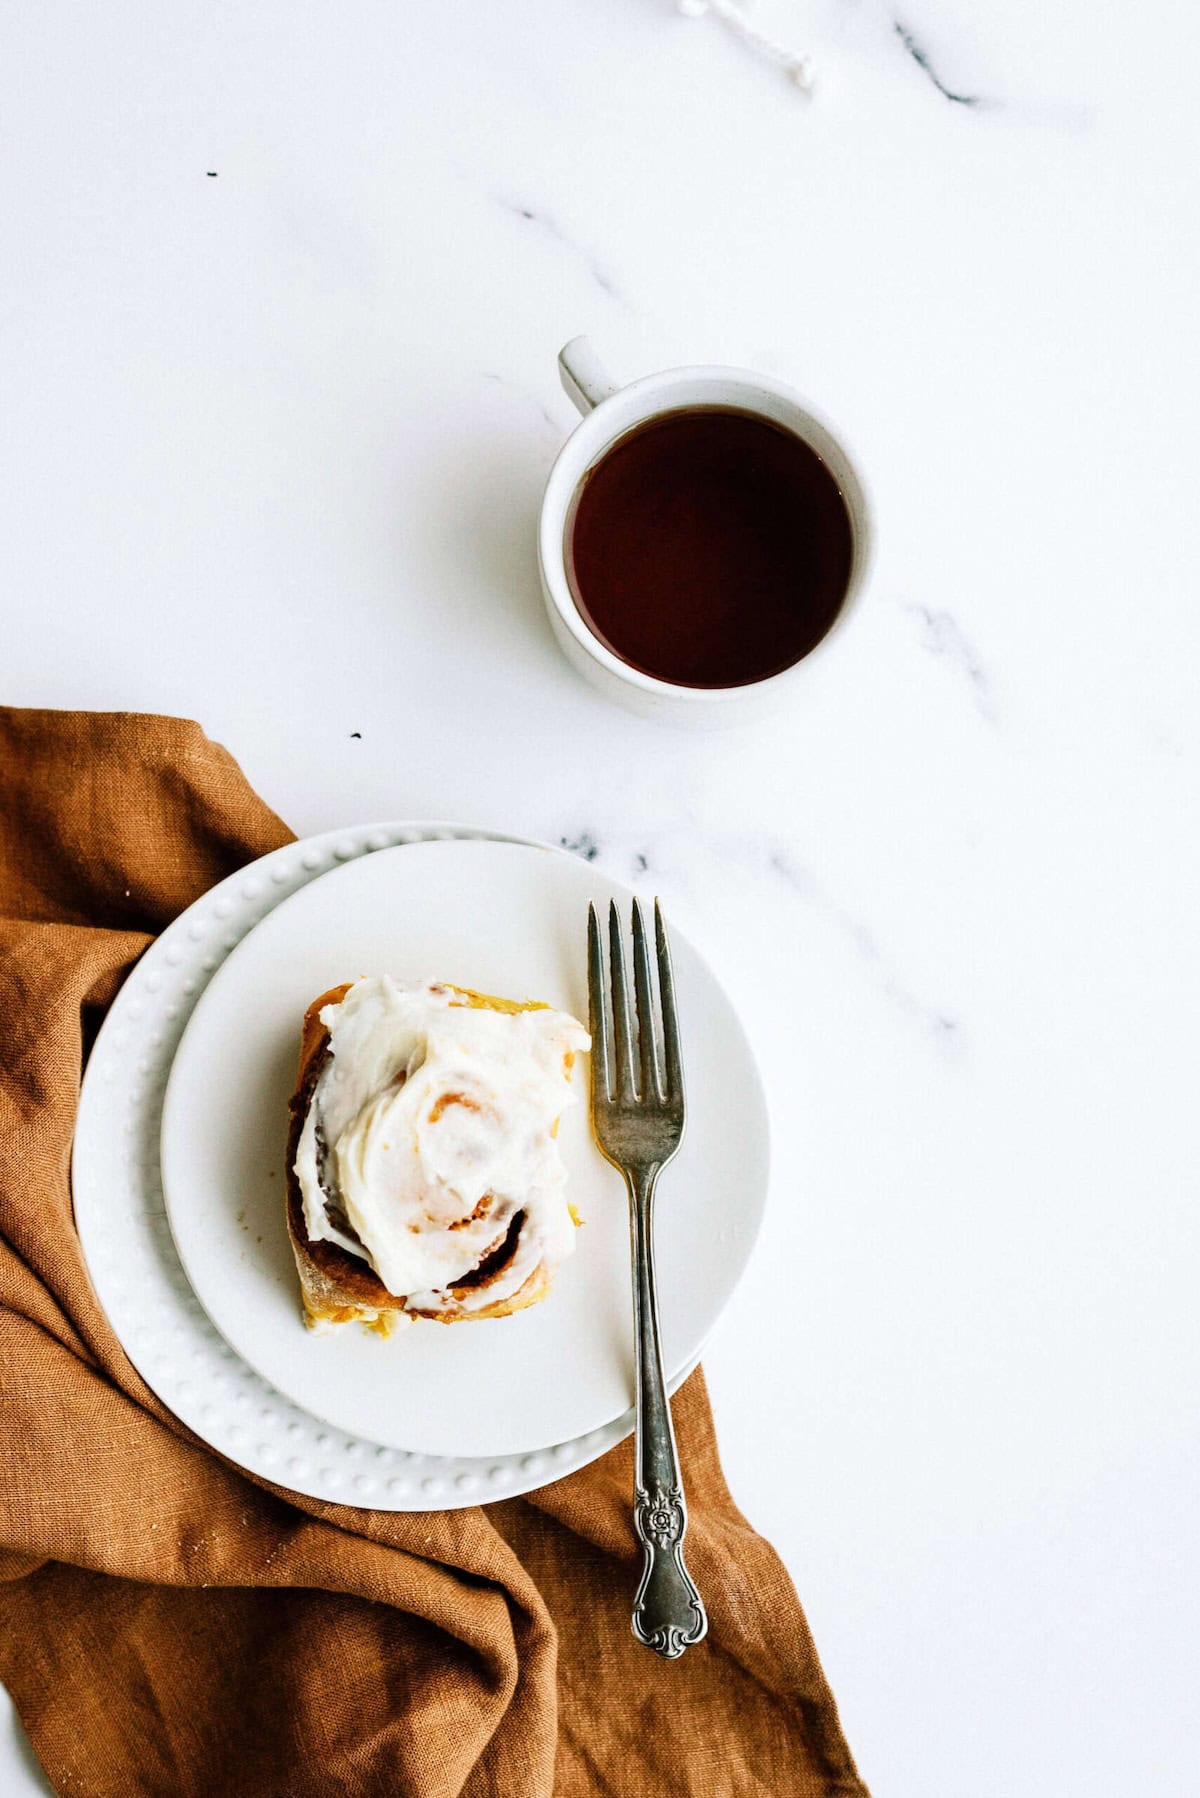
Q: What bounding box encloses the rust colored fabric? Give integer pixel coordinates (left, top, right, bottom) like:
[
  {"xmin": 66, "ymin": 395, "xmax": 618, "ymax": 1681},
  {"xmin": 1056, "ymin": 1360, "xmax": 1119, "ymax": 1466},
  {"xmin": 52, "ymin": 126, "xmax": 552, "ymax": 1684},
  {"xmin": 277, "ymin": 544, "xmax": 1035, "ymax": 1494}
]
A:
[{"xmin": 0, "ymin": 708, "xmax": 867, "ymax": 1798}]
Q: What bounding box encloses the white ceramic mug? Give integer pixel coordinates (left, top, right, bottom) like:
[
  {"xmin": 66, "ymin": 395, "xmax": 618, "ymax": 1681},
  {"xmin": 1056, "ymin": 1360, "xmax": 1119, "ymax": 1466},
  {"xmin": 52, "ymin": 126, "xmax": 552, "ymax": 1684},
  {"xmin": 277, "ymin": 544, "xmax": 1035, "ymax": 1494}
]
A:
[{"xmin": 538, "ymin": 336, "xmax": 873, "ymax": 726}]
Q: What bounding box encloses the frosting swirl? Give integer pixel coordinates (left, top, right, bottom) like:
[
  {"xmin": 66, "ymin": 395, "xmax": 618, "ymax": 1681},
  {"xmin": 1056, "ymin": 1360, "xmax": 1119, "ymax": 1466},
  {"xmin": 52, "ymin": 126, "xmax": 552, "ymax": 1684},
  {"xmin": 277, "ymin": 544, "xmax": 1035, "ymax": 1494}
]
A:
[{"xmin": 293, "ymin": 977, "xmax": 588, "ymax": 1314}]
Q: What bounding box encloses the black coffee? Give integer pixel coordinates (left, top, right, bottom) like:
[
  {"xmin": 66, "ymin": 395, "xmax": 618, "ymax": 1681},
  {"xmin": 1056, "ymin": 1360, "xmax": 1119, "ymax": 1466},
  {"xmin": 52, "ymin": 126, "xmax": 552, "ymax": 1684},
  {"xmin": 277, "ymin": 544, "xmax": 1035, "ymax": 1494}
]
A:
[{"xmin": 566, "ymin": 407, "xmax": 853, "ymax": 689}]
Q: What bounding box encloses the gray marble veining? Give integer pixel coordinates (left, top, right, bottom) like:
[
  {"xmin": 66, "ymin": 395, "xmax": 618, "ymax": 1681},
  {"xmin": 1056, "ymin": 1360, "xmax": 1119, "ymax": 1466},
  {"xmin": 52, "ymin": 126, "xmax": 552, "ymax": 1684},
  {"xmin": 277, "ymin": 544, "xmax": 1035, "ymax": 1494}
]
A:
[
  {"xmin": 892, "ymin": 19, "xmax": 986, "ymax": 108},
  {"xmin": 765, "ymin": 843, "xmax": 962, "ymax": 1044},
  {"xmin": 480, "ymin": 369, "xmax": 562, "ymax": 435},
  {"xmin": 900, "ymin": 601, "xmax": 996, "ymax": 721},
  {"xmin": 492, "ymin": 194, "xmax": 623, "ymax": 303}
]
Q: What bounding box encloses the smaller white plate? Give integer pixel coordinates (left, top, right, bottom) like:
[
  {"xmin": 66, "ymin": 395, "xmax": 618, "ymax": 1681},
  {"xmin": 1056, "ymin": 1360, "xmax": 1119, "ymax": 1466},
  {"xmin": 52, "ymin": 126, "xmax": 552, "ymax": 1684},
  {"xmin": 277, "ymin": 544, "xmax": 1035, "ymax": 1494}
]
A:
[{"xmin": 161, "ymin": 839, "xmax": 769, "ymax": 1460}]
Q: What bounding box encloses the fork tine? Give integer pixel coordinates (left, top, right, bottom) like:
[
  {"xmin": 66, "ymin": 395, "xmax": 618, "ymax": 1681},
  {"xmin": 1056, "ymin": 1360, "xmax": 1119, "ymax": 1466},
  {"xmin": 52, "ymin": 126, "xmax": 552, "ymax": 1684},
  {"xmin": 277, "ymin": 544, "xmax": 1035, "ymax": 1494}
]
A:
[
  {"xmin": 631, "ymin": 898, "xmax": 661, "ymax": 1102},
  {"xmin": 654, "ymin": 900, "xmax": 683, "ymax": 1102},
  {"xmin": 608, "ymin": 900, "xmax": 636, "ymax": 1100},
  {"xmin": 587, "ymin": 902, "xmax": 610, "ymax": 1104}
]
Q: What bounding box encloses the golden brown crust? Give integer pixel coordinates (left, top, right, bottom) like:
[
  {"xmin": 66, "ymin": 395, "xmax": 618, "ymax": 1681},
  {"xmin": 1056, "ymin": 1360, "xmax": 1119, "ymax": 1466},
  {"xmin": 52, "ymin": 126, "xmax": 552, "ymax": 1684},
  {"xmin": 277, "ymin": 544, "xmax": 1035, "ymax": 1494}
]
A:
[{"xmin": 284, "ymin": 984, "xmax": 565, "ymax": 1330}]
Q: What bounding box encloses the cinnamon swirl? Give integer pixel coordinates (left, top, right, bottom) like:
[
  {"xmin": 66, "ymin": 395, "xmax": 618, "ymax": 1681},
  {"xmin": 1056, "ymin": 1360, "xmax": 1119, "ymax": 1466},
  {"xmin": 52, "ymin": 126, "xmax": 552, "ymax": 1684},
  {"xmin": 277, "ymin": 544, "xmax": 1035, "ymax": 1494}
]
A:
[{"xmin": 286, "ymin": 977, "xmax": 589, "ymax": 1332}]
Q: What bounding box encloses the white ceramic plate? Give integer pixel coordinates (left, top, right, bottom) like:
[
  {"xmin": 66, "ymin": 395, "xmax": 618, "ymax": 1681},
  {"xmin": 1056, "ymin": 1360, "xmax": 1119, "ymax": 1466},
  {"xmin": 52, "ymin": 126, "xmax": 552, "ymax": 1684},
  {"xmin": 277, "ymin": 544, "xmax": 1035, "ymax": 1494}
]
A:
[
  {"xmin": 160, "ymin": 839, "xmax": 769, "ymax": 1459},
  {"xmin": 74, "ymin": 822, "xmax": 705, "ymax": 1513}
]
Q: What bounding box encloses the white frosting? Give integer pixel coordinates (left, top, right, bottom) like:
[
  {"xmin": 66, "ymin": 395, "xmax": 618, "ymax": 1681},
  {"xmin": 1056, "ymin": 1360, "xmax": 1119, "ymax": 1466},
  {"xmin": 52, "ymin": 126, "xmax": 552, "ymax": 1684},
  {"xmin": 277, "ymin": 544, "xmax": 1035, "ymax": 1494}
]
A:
[{"xmin": 294, "ymin": 977, "xmax": 589, "ymax": 1314}]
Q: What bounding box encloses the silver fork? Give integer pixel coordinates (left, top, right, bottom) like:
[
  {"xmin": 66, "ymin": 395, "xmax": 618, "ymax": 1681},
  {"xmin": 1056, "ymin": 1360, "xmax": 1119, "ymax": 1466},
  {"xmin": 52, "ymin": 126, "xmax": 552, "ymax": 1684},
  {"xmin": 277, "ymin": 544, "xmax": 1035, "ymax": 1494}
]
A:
[{"xmin": 587, "ymin": 897, "xmax": 708, "ymax": 1660}]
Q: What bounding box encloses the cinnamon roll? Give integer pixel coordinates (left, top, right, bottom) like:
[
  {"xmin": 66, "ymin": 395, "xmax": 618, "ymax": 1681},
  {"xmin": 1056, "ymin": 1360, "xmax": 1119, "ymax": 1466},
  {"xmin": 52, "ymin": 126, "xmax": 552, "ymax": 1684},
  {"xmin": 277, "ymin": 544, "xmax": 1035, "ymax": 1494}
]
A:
[{"xmin": 285, "ymin": 977, "xmax": 589, "ymax": 1332}]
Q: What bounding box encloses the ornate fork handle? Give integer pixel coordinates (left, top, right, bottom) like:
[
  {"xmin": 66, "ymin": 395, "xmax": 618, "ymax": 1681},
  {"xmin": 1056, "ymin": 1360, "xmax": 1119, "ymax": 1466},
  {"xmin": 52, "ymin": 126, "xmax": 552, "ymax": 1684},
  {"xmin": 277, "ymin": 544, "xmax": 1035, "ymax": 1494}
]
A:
[{"xmin": 628, "ymin": 1166, "xmax": 707, "ymax": 1659}]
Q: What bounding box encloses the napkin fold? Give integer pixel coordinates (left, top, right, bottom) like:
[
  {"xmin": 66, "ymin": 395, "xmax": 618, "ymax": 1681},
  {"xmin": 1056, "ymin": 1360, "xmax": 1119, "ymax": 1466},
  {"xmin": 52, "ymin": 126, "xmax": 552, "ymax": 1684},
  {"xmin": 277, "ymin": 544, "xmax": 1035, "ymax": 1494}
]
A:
[{"xmin": 0, "ymin": 708, "xmax": 867, "ymax": 1798}]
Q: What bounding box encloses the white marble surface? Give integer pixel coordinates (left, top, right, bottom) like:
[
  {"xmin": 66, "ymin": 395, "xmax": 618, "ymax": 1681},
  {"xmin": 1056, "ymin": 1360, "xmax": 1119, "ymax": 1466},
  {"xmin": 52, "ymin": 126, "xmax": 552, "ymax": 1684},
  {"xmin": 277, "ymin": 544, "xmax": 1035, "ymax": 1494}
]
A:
[{"xmin": 2, "ymin": 2, "xmax": 1198, "ymax": 1792}]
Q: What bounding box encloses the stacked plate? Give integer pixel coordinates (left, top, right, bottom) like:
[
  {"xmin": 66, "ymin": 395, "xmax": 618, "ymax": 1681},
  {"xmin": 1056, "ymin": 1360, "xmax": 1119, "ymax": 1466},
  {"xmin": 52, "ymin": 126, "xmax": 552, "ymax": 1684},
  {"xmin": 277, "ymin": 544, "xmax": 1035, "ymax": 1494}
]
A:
[{"xmin": 73, "ymin": 824, "xmax": 769, "ymax": 1511}]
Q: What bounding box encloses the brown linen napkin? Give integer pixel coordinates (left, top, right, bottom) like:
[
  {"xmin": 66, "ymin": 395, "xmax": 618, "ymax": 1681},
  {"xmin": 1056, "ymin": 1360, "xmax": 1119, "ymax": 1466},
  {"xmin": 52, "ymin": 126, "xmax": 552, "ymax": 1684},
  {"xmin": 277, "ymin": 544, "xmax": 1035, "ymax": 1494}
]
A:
[{"xmin": 0, "ymin": 708, "xmax": 867, "ymax": 1798}]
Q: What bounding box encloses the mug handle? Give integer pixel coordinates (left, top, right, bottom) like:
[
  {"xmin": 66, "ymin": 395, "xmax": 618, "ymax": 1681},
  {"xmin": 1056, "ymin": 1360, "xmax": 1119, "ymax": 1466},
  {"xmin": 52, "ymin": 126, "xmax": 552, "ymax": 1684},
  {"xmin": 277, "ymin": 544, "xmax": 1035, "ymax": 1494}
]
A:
[{"xmin": 558, "ymin": 336, "xmax": 619, "ymax": 415}]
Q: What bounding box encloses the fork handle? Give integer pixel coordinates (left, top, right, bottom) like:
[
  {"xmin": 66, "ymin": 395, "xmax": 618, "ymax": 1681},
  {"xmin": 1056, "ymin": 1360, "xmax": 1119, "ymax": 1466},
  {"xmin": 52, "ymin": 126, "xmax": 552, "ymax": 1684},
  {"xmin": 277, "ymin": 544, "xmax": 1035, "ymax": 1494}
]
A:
[{"xmin": 627, "ymin": 1168, "xmax": 708, "ymax": 1660}]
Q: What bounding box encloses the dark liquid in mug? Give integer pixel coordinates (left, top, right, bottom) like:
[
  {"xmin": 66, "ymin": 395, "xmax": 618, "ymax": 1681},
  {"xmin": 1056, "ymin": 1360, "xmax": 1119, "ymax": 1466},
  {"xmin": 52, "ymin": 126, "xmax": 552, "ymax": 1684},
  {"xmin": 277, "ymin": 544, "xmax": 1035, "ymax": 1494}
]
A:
[{"xmin": 566, "ymin": 408, "xmax": 854, "ymax": 689}]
